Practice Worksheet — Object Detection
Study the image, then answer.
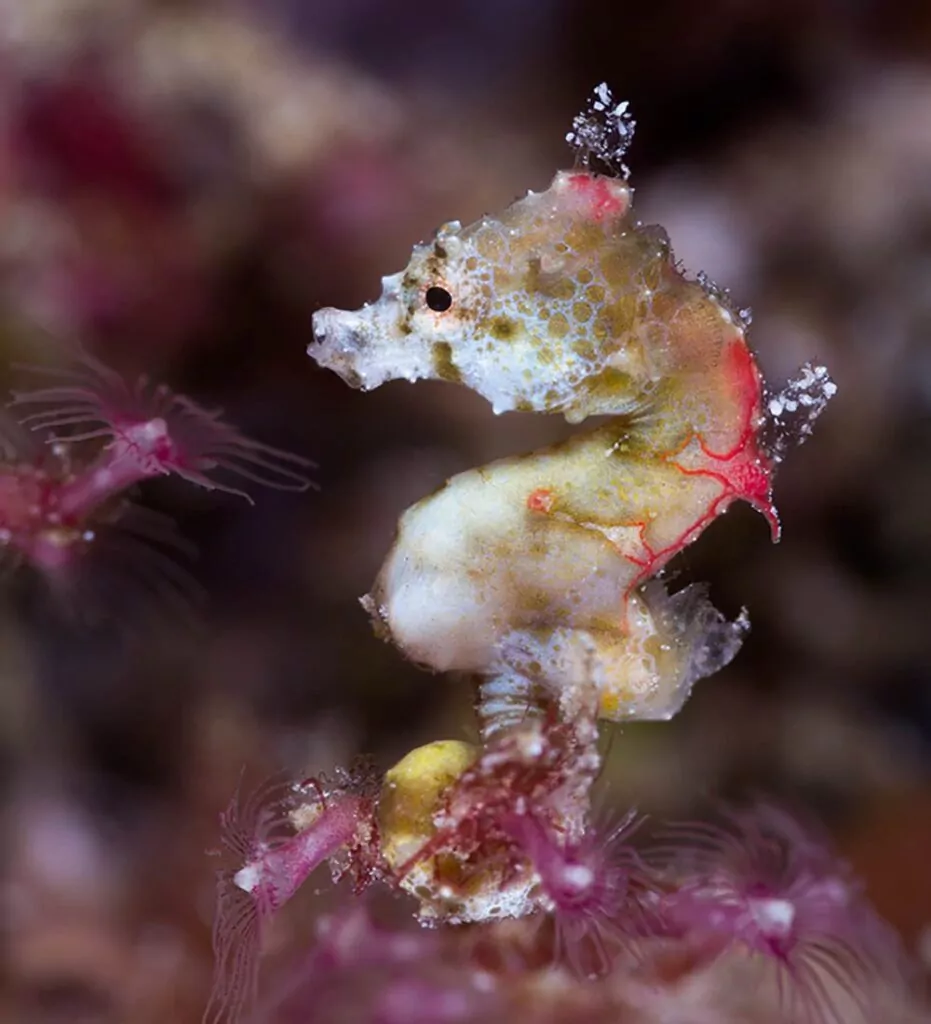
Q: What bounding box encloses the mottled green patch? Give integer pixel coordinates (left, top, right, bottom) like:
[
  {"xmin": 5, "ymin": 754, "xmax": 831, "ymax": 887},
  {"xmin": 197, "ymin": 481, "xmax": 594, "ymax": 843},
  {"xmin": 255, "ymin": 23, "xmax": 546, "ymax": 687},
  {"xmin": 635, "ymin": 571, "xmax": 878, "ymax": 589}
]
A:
[
  {"xmin": 595, "ymin": 298, "xmax": 638, "ymax": 341},
  {"xmin": 536, "ymin": 347, "xmax": 555, "ymax": 365},
  {"xmin": 488, "ymin": 316, "xmax": 517, "ymax": 341},
  {"xmin": 548, "ymin": 313, "xmax": 570, "ymax": 338},
  {"xmin": 525, "ymin": 258, "xmax": 576, "ymax": 301},
  {"xmin": 572, "ymin": 339, "xmax": 596, "ymax": 360},
  {"xmin": 573, "ymin": 301, "xmax": 593, "ymax": 323},
  {"xmin": 517, "ymin": 590, "xmax": 563, "ymax": 617},
  {"xmin": 564, "ymin": 222, "xmax": 607, "ymax": 253},
  {"xmin": 583, "ymin": 367, "xmax": 636, "ymax": 405},
  {"xmin": 493, "ymin": 266, "xmax": 516, "ymax": 291},
  {"xmin": 600, "ymin": 250, "xmax": 635, "ymax": 288},
  {"xmin": 432, "ymin": 342, "xmax": 462, "ymax": 383},
  {"xmin": 543, "ymin": 277, "xmax": 576, "ymax": 301},
  {"xmin": 476, "ymin": 230, "xmax": 507, "ymax": 261}
]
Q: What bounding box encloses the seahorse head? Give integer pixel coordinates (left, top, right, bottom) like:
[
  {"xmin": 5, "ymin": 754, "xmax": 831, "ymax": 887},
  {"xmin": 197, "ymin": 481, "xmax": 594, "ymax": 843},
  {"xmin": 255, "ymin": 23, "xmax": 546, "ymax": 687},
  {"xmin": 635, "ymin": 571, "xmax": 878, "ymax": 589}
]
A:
[{"xmin": 312, "ymin": 171, "xmax": 706, "ymax": 422}]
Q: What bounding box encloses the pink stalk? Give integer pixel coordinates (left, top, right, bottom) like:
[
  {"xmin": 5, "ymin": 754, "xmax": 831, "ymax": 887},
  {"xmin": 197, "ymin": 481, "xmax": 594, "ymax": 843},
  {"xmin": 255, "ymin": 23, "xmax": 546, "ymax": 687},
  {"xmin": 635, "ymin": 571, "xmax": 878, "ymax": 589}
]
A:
[
  {"xmin": 52, "ymin": 446, "xmax": 159, "ymax": 520},
  {"xmin": 0, "ymin": 437, "xmax": 202, "ymax": 617}
]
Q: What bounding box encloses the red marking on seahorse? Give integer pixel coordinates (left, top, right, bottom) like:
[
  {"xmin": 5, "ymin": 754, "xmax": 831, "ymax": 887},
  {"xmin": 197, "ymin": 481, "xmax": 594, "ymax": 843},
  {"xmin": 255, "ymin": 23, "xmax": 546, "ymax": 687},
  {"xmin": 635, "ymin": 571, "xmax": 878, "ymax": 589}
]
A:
[
  {"xmin": 613, "ymin": 336, "xmax": 778, "ymax": 633},
  {"xmin": 674, "ymin": 338, "xmax": 779, "ymax": 538},
  {"xmin": 564, "ymin": 173, "xmax": 629, "ymax": 222},
  {"xmin": 527, "ymin": 487, "xmax": 555, "ymax": 514}
]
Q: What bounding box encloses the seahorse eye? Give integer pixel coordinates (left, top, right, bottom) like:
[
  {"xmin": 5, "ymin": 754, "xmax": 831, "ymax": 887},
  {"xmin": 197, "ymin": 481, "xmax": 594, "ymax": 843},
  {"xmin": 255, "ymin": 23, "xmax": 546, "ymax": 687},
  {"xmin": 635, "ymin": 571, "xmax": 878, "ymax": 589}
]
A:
[{"xmin": 425, "ymin": 286, "xmax": 453, "ymax": 312}]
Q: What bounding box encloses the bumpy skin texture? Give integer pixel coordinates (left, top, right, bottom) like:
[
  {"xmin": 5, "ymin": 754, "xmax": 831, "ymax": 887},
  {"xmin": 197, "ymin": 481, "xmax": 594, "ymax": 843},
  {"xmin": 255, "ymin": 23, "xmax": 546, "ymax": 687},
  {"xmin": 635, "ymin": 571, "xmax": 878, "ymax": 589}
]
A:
[{"xmin": 310, "ymin": 170, "xmax": 780, "ymax": 722}]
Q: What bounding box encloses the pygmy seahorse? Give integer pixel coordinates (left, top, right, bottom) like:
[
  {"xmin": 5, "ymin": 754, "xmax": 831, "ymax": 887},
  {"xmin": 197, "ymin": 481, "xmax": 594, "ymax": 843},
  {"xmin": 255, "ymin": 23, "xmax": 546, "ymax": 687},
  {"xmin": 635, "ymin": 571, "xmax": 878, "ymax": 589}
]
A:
[{"xmin": 309, "ymin": 152, "xmax": 832, "ymax": 731}]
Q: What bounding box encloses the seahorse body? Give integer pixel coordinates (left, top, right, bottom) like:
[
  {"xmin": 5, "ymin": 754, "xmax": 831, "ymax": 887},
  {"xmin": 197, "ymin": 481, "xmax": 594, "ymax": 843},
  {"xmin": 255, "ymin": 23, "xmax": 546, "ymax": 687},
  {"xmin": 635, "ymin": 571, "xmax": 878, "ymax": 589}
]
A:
[{"xmin": 310, "ymin": 170, "xmax": 784, "ymax": 722}]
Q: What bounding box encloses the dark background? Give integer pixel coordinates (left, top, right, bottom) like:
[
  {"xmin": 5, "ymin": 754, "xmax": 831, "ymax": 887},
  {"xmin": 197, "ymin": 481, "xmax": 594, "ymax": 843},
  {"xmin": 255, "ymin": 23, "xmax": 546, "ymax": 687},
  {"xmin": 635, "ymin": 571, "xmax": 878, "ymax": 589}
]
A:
[{"xmin": 0, "ymin": 1, "xmax": 929, "ymax": 1019}]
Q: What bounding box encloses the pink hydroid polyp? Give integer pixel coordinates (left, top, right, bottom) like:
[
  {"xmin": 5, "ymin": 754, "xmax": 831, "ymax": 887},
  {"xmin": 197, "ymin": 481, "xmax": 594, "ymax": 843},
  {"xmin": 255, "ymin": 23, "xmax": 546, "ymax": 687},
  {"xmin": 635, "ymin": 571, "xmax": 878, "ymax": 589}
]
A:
[
  {"xmin": 651, "ymin": 804, "xmax": 905, "ymax": 1024},
  {"xmin": 204, "ymin": 774, "xmax": 364, "ymax": 1024},
  {"xmin": 503, "ymin": 808, "xmax": 650, "ymax": 979},
  {"xmin": 11, "ymin": 351, "xmax": 315, "ymax": 506}
]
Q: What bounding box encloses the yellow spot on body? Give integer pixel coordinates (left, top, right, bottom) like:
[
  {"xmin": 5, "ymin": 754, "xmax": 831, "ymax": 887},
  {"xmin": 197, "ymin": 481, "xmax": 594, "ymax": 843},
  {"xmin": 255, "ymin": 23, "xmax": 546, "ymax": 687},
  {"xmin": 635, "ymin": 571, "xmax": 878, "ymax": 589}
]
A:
[
  {"xmin": 573, "ymin": 301, "xmax": 593, "ymax": 323},
  {"xmin": 432, "ymin": 342, "xmax": 462, "ymax": 382},
  {"xmin": 379, "ymin": 740, "xmax": 478, "ymax": 873},
  {"xmin": 548, "ymin": 313, "xmax": 570, "ymax": 338},
  {"xmin": 489, "ymin": 316, "xmax": 517, "ymax": 341},
  {"xmin": 493, "ymin": 268, "xmax": 513, "ymax": 291},
  {"xmin": 599, "ymin": 690, "xmax": 620, "ymax": 717},
  {"xmin": 599, "ymin": 298, "xmax": 638, "ymax": 341},
  {"xmin": 564, "ymin": 223, "xmax": 606, "ymax": 252},
  {"xmin": 476, "ymin": 231, "xmax": 507, "ymax": 261},
  {"xmin": 539, "ymin": 276, "xmax": 576, "ymax": 301},
  {"xmin": 583, "ymin": 367, "xmax": 636, "ymax": 402},
  {"xmin": 600, "ymin": 250, "xmax": 635, "ymax": 288}
]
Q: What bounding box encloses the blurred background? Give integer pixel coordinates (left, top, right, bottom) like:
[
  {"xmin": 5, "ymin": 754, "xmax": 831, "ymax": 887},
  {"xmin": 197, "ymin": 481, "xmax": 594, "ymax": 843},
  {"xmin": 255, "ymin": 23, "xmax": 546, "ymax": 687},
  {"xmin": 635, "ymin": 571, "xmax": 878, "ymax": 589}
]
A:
[{"xmin": 0, "ymin": 0, "xmax": 929, "ymax": 1020}]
